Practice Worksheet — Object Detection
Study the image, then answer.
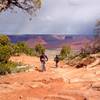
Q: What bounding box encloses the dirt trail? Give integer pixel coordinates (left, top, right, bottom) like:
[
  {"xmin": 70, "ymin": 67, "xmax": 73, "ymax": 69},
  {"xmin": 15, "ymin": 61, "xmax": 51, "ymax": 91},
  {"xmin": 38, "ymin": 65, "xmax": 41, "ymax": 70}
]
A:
[{"xmin": 0, "ymin": 54, "xmax": 100, "ymax": 100}]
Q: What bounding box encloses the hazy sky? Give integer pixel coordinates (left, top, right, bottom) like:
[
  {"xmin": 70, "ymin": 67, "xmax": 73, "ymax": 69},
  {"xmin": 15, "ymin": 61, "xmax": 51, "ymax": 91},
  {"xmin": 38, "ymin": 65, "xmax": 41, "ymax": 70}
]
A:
[{"xmin": 0, "ymin": 0, "xmax": 100, "ymax": 35}]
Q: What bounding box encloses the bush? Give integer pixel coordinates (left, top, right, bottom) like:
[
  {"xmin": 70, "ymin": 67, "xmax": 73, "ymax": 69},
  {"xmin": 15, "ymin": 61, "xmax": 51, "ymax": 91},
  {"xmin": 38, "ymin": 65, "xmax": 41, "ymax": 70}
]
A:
[
  {"xmin": 0, "ymin": 34, "xmax": 10, "ymax": 45},
  {"xmin": 15, "ymin": 41, "xmax": 28, "ymax": 54},
  {"xmin": 0, "ymin": 44, "xmax": 12, "ymax": 63},
  {"xmin": 79, "ymin": 48, "xmax": 90, "ymax": 59},
  {"xmin": 35, "ymin": 44, "xmax": 45, "ymax": 56},
  {"xmin": 11, "ymin": 42, "xmax": 36, "ymax": 56},
  {"xmin": 0, "ymin": 35, "xmax": 12, "ymax": 63},
  {"xmin": 0, "ymin": 35, "xmax": 36, "ymax": 75},
  {"xmin": 25, "ymin": 48, "xmax": 36, "ymax": 56},
  {"xmin": 0, "ymin": 62, "xmax": 17, "ymax": 75},
  {"xmin": 60, "ymin": 45, "xmax": 71, "ymax": 60}
]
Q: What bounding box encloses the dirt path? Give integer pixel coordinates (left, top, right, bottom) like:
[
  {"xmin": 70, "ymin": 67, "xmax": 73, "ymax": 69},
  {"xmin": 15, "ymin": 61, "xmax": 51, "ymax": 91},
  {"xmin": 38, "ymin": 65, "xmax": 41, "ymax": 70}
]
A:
[{"xmin": 0, "ymin": 54, "xmax": 100, "ymax": 100}]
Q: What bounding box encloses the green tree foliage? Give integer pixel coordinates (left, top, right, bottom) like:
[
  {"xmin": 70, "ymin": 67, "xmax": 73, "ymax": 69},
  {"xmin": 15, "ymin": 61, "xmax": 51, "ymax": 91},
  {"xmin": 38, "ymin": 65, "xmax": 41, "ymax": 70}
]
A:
[
  {"xmin": 0, "ymin": 35, "xmax": 12, "ymax": 63},
  {"xmin": 0, "ymin": 35, "xmax": 17, "ymax": 75},
  {"xmin": 0, "ymin": 35, "xmax": 36, "ymax": 75},
  {"xmin": 0, "ymin": 34, "xmax": 10, "ymax": 45},
  {"xmin": 0, "ymin": 61, "xmax": 17, "ymax": 75},
  {"xmin": 0, "ymin": 44, "xmax": 11, "ymax": 63},
  {"xmin": 15, "ymin": 41, "xmax": 28, "ymax": 53},
  {"xmin": 60, "ymin": 45, "xmax": 71, "ymax": 60},
  {"xmin": 25, "ymin": 48, "xmax": 36, "ymax": 56},
  {"xmin": 35, "ymin": 44, "xmax": 45, "ymax": 56},
  {"xmin": 12, "ymin": 41, "xmax": 36, "ymax": 56}
]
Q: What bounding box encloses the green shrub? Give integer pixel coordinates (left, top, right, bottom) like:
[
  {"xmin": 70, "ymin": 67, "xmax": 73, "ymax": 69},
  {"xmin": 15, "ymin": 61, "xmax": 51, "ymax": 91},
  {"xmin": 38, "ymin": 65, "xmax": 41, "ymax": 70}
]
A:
[
  {"xmin": 25, "ymin": 48, "xmax": 36, "ymax": 56},
  {"xmin": 0, "ymin": 35, "xmax": 36, "ymax": 75},
  {"xmin": 0, "ymin": 34, "xmax": 10, "ymax": 45},
  {"xmin": 0, "ymin": 35, "xmax": 12, "ymax": 63},
  {"xmin": 35, "ymin": 44, "xmax": 45, "ymax": 56},
  {"xmin": 11, "ymin": 42, "xmax": 36, "ymax": 56},
  {"xmin": 60, "ymin": 45, "xmax": 71, "ymax": 60},
  {"xmin": 15, "ymin": 41, "xmax": 28, "ymax": 54},
  {"xmin": 0, "ymin": 62, "xmax": 17, "ymax": 75},
  {"xmin": 0, "ymin": 44, "xmax": 12, "ymax": 63}
]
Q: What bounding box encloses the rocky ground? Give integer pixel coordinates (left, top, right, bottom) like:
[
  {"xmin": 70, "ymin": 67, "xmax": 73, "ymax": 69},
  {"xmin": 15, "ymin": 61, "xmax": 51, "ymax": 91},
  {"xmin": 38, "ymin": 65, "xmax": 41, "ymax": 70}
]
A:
[{"xmin": 0, "ymin": 53, "xmax": 100, "ymax": 100}]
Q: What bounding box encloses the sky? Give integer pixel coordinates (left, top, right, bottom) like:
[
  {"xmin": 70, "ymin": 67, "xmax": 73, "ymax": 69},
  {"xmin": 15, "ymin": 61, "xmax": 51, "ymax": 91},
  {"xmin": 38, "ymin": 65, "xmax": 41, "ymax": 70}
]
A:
[{"xmin": 0, "ymin": 0, "xmax": 100, "ymax": 35}]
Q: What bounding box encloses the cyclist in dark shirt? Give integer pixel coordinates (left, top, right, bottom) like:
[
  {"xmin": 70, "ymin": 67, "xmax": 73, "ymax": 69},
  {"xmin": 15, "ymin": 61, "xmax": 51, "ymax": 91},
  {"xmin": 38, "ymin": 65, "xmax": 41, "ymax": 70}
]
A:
[
  {"xmin": 54, "ymin": 55, "xmax": 60, "ymax": 68},
  {"xmin": 40, "ymin": 52, "xmax": 48, "ymax": 72}
]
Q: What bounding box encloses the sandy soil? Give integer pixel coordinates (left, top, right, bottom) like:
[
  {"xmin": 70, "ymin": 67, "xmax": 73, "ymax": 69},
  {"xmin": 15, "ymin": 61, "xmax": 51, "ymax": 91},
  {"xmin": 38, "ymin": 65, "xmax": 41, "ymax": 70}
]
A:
[{"xmin": 0, "ymin": 53, "xmax": 100, "ymax": 100}]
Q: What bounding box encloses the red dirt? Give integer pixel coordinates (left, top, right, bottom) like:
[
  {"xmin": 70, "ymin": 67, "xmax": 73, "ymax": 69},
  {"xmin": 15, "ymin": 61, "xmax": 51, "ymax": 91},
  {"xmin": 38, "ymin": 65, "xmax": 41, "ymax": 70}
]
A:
[{"xmin": 0, "ymin": 54, "xmax": 100, "ymax": 100}]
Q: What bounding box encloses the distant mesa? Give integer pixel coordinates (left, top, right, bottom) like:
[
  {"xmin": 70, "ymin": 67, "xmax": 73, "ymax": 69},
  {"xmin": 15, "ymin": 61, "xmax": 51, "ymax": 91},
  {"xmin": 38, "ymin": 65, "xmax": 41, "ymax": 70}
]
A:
[
  {"xmin": 52, "ymin": 35, "xmax": 66, "ymax": 40},
  {"xmin": 26, "ymin": 36, "xmax": 47, "ymax": 48},
  {"xmin": 34, "ymin": 36, "xmax": 47, "ymax": 45},
  {"xmin": 8, "ymin": 34, "xmax": 94, "ymax": 49}
]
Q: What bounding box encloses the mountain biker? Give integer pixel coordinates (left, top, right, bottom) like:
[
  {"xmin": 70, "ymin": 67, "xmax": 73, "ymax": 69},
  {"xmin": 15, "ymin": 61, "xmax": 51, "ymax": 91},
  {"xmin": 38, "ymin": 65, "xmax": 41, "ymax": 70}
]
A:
[
  {"xmin": 54, "ymin": 55, "xmax": 60, "ymax": 68},
  {"xmin": 40, "ymin": 52, "xmax": 48, "ymax": 72}
]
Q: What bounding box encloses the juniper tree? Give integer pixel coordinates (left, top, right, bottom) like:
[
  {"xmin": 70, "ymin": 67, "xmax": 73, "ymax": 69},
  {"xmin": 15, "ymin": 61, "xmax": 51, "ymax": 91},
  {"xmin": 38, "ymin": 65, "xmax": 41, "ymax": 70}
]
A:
[{"xmin": 0, "ymin": 0, "xmax": 42, "ymax": 14}]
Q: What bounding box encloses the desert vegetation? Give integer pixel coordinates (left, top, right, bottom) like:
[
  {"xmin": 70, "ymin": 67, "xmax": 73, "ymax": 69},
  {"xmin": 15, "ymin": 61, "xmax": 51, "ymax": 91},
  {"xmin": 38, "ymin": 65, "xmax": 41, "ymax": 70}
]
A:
[
  {"xmin": 35, "ymin": 43, "xmax": 45, "ymax": 56},
  {"xmin": 0, "ymin": 34, "xmax": 46, "ymax": 75},
  {"xmin": 59, "ymin": 23, "xmax": 100, "ymax": 68},
  {"xmin": 64, "ymin": 34, "xmax": 100, "ymax": 68},
  {"xmin": 0, "ymin": 30, "xmax": 100, "ymax": 75},
  {"xmin": 11, "ymin": 41, "xmax": 36, "ymax": 56},
  {"xmin": 60, "ymin": 45, "xmax": 71, "ymax": 60},
  {"xmin": 0, "ymin": 35, "xmax": 16, "ymax": 74}
]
